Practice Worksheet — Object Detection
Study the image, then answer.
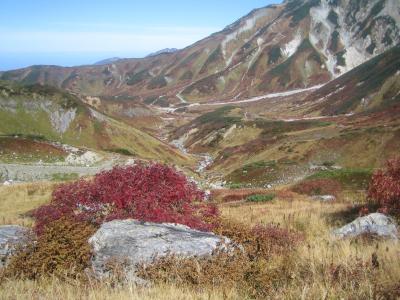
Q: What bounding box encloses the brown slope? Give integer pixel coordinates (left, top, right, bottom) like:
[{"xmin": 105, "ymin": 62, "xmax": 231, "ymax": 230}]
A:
[{"xmin": 1, "ymin": 0, "xmax": 399, "ymax": 105}]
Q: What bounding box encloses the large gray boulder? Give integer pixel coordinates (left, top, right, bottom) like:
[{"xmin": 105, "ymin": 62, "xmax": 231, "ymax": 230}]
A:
[
  {"xmin": 88, "ymin": 219, "xmax": 231, "ymax": 280},
  {"xmin": 333, "ymin": 213, "xmax": 398, "ymax": 240},
  {"xmin": 0, "ymin": 225, "xmax": 29, "ymax": 268}
]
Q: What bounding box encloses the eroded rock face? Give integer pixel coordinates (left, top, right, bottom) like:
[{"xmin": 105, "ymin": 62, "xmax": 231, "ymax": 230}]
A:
[
  {"xmin": 89, "ymin": 220, "xmax": 231, "ymax": 279},
  {"xmin": 0, "ymin": 225, "xmax": 29, "ymax": 268},
  {"xmin": 333, "ymin": 213, "xmax": 398, "ymax": 240}
]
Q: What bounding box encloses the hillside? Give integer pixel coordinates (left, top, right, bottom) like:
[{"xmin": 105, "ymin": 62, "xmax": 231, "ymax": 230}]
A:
[
  {"xmin": 0, "ymin": 81, "xmax": 192, "ymax": 166},
  {"xmin": 302, "ymin": 44, "xmax": 400, "ymax": 115},
  {"xmin": 168, "ymin": 47, "xmax": 400, "ymax": 187},
  {"xmin": 1, "ymin": 0, "xmax": 398, "ymax": 108}
]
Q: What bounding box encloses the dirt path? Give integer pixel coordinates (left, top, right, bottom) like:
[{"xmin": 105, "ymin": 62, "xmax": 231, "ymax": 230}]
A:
[{"xmin": 0, "ymin": 156, "xmax": 123, "ymax": 182}]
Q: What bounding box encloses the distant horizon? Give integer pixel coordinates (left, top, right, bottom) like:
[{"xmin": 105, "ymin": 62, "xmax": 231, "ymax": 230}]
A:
[{"xmin": 0, "ymin": 0, "xmax": 281, "ymax": 71}]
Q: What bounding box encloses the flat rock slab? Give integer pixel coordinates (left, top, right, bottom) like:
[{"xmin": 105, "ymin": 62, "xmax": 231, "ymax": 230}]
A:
[
  {"xmin": 312, "ymin": 195, "xmax": 336, "ymax": 202},
  {"xmin": 333, "ymin": 213, "xmax": 398, "ymax": 240},
  {"xmin": 89, "ymin": 219, "xmax": 231, "ymax": 278},
  {"xmin": 0, "ymin": 225, "xmax": 29, "ymax": 267}
]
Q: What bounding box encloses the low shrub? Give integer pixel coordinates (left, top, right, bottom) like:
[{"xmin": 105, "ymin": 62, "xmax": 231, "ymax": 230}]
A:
[
  {"xmin": 3, "ymin": 218, "xmax": 96, "ymax": 280},
  {"xmin": 276, "ymin": 189, "xmax": 296, "ymax": 201},
  {"xmin": 368, "ymin": 157, "xmax": 400, "ymax": 216},
  {"xmin": 307, "ymin": 168, "xmax": 372, "ymax": 190},
  {"xmin": 292, "ymin": 179, "xmax": 342, "ymax": 196},
  {"xmin": 246, "ymin": 194, "xmax": 275, "ymax": 203},
  {"xmin": 138, "ymin": 220, "xmax": 304, "ymax": 298},
  {"xmin": 106, "ymin": 148, "xmax": 135, "ymax": 156},
  {"xmin": 33, "ymin": 163, "xmax": 219, "ymax": 234},
  {"xmin": 214, "ymin": 220, "xmax": 304, "ymax": 259}
]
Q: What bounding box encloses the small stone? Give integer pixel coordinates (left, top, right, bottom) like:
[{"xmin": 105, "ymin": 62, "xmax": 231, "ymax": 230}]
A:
[
  {"xmin": 333, "ymin": 213, "xmax": 398, "ymax": 240},
  {"xmin": 312, "ymin": 195, "xmax": 336, "ymax": 202}
]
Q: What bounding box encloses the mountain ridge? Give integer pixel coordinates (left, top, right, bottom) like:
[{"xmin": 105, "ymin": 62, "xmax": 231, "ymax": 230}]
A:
[{"xmin": 0, "ymin": 0, "xmax": 399, "ymax": 107}]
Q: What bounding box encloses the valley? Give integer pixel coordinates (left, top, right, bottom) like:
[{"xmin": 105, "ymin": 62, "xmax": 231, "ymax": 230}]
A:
[{"xmin": 0, "ymin": 0, "xmax": 399, "ymax": 299}]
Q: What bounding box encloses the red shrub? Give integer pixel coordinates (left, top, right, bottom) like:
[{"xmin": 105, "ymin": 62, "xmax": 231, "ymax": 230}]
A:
[
  {"xmin": 33, "ymin": 163, "xmax": 219, "ymax": 234},
  {"xmin": 368, "ymin": 157, "xmax": 400, "ymax": 216},
  {"xmin": 292, "ymin": 179, "xmax": 342, "ymax": 196}
]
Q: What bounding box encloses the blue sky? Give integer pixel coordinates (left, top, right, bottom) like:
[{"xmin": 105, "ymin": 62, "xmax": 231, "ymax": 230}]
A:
[{"xmin": 0, "ymin": 0, "xmax": 281, "ymax": 71}]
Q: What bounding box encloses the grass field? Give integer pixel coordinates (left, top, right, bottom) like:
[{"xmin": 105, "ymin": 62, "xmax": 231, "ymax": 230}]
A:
[{"xmin": 0, "ymin": 182, "xmax": 399, "ymax": 299}]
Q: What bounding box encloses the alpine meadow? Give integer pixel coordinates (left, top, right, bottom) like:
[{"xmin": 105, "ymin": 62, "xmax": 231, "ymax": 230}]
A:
[{"xmin": 0, "ymin": 0, "xmax": 400, "ymax": 299}]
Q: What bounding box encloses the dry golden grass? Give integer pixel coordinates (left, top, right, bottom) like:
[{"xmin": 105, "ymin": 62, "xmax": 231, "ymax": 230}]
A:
[
  {"xmin": 0, "ymin": 278, "xmax": 241, "ymax": 300},
  {"xmin": 0, "ymin": 183, "xmax": 399, "ymax": 299},
  {"xmin": 221, "ymin": 195, "xmax": 400, "ymax": 298},
  {"xmin": 0, "ymin": 182, "xmax": 54, "ymax": 226}
]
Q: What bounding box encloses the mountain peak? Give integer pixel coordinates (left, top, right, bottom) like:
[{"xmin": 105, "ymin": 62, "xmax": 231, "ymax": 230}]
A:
[
  {"xmin": 94, "ymin": 57, "xmax": 123, "ymax": 65},
  {"xmin": 146, "ymin": 48, "xmax": 179, "ymax": 57}
]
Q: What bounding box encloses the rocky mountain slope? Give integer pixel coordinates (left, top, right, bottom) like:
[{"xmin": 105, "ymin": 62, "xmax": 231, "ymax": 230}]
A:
[
  {"xmin": 301, "ymin": 44, "xmax": 400, "ymax": 115},
  {"xmin": 1, "ymin": 0, "xmax": 398, "ymax": 107}
]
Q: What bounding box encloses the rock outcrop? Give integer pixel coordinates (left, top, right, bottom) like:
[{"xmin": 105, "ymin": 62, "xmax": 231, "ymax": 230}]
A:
[
  {"xmin": 312, "ymin": 195, "xmax": 336, "ymax": 202},
  {"xmin": 333, "ymin": 213, "xmax": 398, "ymax": 240},
  {"xmin": 0, "ymin": 225, "xmax": 29, "ymax": 268},
  {"xmin": 89, "ymin": 220, "xmax": 231, "ymax": 280}
]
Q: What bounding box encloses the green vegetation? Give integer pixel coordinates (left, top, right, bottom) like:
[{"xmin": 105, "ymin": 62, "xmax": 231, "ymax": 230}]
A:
[
  {"xmin": 330, "ymin": 31, "xmax": 340, "ymax": 53},
  {"xmin": 0, "ymin": 81, "xmax": 192, "ymax": 167},
  {"xmin": 246, "ymin": 193, "xmax": 276, "ymax": 202},
  {"xmin": 51, "ymin": 173, "xmax": 79, "ymax": 182},
  {"xmin": 153, "ymin": 97, "xmax": 170, "ymax": 107},
  {"xmin": 242, "ymin": 160, "xmax": 276, "ymax": 171},
  {"xmin": 382, "ymin": 29, "xmax": 393, "ymax": 46},
  {"xmin": 253, "ymin": 119, "xmax": 332, "ymax": 137},
  {"xmin": 327, "ymin": 46, "xmax": 400, "ymax": 115},
  {"xmin": 106, "ymin": 148, "xmax": 135, "ymax": 156},
  {"xmin": 336, "ymin": 50, "xmax": 346, "ymax": 66},
  {"xmin": 227, "ymin": 183, "xmax": 247, "ymax": 189},
  {"xmin": 366, "ymin": 42, "xmax": 376, "ymax": 55},
  {"xmin": 327, "ymin": 10, "xmax": 339, "ymax": 27},
  {"xmin": 126, "ymin": 70, "xmax": 150, "ymax": 86},
  {"xmin": 143, "ymin": 96, "xmax": 158, "ymax": 105},
  {"xmin": 307, "ymin": 168, "xmax": 373, "ymax": 189},
  {"xmin": 268, "ymin": 46, "xmax": 282, "ymax": 64},
  {"xmin": 179, "ymin": 70, "xmax": 193, "ymax": 81},
  {"xmin": 21, "ymin": 68, "xmax": 41, "ymax": 85},
  {"xmin": 287, "ymin": 0, "xmax": 321, "ymax": 26},
  {"xmin": 147, "ymin": 75, "xmax": 168, "ymax": 89},
  {"xmin": 200, "ymin": 46, "xmax": 223, "ymax": 73},
  {"xmin": 195, "ymin": 106, "xmax": 241, "ymax": 126}
]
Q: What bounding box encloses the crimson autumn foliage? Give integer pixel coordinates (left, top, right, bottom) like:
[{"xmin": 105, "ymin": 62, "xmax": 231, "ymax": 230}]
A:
[
  {"xmin": 368, "ymin": 157, "xmax": 400, "ymax": 216},
  {"xmin": 33, "ymin": 163, "xmax": 219, "ymax": 233}
]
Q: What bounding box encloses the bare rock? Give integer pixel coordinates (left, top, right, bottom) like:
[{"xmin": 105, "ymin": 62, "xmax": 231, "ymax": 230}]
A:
[
  {"xmin": 0, "ymin": 225, "xmax": 29, "ymax": 268},
  {"xmin": 333, "ymin": 213, "xmax": 398, "ymax": 240},
  {"xmin": 88, "ymin": 219, "xmax": 231, "ymax": 280},
  {"xmin": 312, "ymin": 195, "xmax": 336, "ymax": 202}
]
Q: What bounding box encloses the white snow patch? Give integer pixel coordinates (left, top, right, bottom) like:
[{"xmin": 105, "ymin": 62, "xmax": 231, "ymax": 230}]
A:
[
  {"xmin": 282, "ymin": 32, "xmax": 302, "ymax": 58},
  {"xmin": 208, "ymin": 84, "xmax": 324, "ymax": 105}
]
